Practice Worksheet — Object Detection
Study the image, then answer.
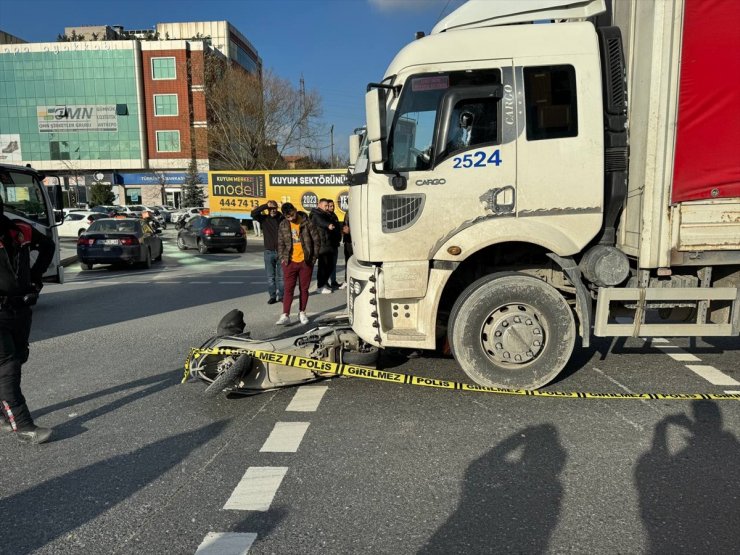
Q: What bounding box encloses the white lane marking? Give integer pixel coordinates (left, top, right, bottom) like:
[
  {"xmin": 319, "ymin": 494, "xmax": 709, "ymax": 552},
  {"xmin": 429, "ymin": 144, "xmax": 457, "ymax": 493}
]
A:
[
  {"xmin": 725, "ymin": 390, "xmax": 740, "ymax": 394},
  {"xmin": 665, "ymin": 352, "xmax": 702, "ymax": 362},
  {"xmin": 684, "ymin": 365, "xmax": 740, "ymax": 386},
  {"xmin": 195, "ymin": 532, "xmax": 257, "ymax": 554},
  {"xmin": 219, "ymin": 281, "xmax": 243, "ymax": 284},
  {"xmin": 260, "ymin": 422, "xmax": 310, "ymax": 453},
  {"xmin": 651, "ymin": 337, "xmax": 670, "ymax": 344},
  {"xmin": 191, "ymin": 281, "xmax": 211, "ymax": 284},
  {"xmin": 285, "ymin": 386, "xmax": 328, "ymax": 412},
  {"xmin": 223, "ymin": 467, "xmax": 288, "ymax": 511}
]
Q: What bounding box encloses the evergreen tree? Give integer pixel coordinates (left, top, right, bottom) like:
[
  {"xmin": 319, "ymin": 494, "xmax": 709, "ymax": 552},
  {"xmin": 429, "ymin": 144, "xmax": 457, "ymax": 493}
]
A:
[
  {"xmin": 182, "ymin": 159, "xmax": 205, "ymax": 207},
  {"xmin": 90, "ymin": 182, "xmax": 115, "ymax": 207}
]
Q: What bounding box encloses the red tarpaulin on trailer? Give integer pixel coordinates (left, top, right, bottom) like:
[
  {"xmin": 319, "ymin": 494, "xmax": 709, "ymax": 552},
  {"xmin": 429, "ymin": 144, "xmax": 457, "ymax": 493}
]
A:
[{"xmin": 671, "ymin": 0, "xmax": 740, "ymax": 203}]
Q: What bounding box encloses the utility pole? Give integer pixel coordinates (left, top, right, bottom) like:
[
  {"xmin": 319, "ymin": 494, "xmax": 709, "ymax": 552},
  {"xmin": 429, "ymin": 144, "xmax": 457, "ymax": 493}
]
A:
[
  {"xmin": 299, "ymin": 75, "xmax": 306, "ymax": 157},
  {"xmin": 330, "ymin": 125, "xmax": 334, "ymax": 168}
]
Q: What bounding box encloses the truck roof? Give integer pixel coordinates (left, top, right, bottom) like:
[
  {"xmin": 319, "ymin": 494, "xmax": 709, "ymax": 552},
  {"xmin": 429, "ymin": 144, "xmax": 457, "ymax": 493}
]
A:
[
  {"xmin": 386, "ymin": 21, "xmax": 597, "ymax": 80},
  {"xmin": 431, "ymin": 0, "xmax": 606, "ymax": 34}
]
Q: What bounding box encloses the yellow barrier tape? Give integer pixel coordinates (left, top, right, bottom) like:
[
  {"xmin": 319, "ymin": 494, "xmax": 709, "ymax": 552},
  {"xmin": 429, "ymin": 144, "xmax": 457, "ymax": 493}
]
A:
[{"xmin": 183, "ymin": 347, "xmax": 740, "ymax": 401}]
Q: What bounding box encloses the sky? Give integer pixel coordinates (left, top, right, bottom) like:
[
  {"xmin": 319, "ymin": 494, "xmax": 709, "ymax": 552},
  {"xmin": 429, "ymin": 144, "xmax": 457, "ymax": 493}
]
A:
[{"xmin": 0, "ymin": 0, "xmax": 466, "ymax": 158}]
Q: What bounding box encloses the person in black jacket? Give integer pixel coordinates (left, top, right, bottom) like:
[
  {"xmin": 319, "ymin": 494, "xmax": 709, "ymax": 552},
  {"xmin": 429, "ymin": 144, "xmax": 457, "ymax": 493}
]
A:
[
  {"xmin": 251, "ymin": 200, "xmax": 285, "ymax": 304},
  {"xmin": 309, "ymin": 199, "xmax": 337, "ymax": 294},
  {"xmin": 0, "ymin": 195, "xmax": 55, "ymax": 444}
]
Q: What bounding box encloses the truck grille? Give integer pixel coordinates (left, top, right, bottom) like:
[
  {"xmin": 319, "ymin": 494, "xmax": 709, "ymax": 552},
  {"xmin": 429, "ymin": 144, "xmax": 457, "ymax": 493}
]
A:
[{"xmin": 381, "ymin": 194, "xmax": 425, "ymax": 233}]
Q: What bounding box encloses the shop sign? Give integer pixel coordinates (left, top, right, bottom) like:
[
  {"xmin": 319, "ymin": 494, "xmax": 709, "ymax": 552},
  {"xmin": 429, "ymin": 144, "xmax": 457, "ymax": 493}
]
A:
[{"xmin": 37, "ymin": 105, "xmax": 117, "ymax": 132}]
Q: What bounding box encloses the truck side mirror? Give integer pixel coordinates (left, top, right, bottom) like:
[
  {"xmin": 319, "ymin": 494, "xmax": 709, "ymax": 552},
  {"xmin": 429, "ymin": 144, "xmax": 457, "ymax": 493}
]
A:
[{"xmin": 366, "ymin": 87, "xmax": 388, "ymax": 164}]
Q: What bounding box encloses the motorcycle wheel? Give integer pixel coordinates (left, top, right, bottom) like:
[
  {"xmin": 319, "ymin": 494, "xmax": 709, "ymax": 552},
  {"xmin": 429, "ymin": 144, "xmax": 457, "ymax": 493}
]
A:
[{"xmin": 203, "ymin": 354, "xmax": 253, "ymax": 398}]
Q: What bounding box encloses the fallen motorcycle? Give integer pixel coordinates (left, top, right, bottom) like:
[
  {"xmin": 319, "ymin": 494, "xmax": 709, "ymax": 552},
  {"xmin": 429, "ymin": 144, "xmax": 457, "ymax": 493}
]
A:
[{"xmin": 185, "ymin": 309, "xmax": 379, "ymax": 397}]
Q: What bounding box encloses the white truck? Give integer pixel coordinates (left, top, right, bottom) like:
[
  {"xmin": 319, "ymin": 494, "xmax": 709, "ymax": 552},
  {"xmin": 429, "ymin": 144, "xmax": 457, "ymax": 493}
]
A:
[
  {"xmin": 347, "ymin": 0, "xmax": 740, "ymax": 389},
  {"xmin": 0, "ymin": 163, "xmax": 64, "ymax": 283}
]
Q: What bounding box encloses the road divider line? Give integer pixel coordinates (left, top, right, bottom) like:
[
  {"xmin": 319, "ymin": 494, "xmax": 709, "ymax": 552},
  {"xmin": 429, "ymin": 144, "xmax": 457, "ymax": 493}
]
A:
[
  {"xmin": 665, "ymin": 352, "xmax": 702, "ymax": 362},
  {"xmin": 223, "ymin": 466, "xmax": 288, "ymax": 511},
  {"xmin": 285, "ymin": 386, "xmax": 329, "ymax": 412},
  {"xmin": 260, "ymin": 422, "xmax": 310, "ymax": 453},
  {"xmin": 684, "ymin": 365, "xmax": 740, "ymax": 386},
  {"xmin": 195, "ymin": 532, "xmax": 257, "ymax": 554}
]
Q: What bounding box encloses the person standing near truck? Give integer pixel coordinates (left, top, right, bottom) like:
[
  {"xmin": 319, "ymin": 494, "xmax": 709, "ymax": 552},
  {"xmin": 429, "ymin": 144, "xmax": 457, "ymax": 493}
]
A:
[
  {"xmin": 0, "ymin": 195, "xmax": 55, "ymax": 444},
  {"xmin": 276, "ymin": 203, "xmax": 321, "ymax": 325},
  {"xmin": 309, "ymin": 199, "xmax": 337, "ymax": 294},
  {"xmin": 251, "ymin": 201, "xmax": 285, "ymax": 305}
]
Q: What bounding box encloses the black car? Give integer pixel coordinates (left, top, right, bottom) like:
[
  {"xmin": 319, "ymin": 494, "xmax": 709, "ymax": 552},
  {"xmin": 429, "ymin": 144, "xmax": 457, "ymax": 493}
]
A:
[
  {"xmin": 77, "ymin": 218, "xmax": 164, "ymax": 270},
  {"xmin": 176, "ymin": 216, "xmax": 246, "ymax": 254}
]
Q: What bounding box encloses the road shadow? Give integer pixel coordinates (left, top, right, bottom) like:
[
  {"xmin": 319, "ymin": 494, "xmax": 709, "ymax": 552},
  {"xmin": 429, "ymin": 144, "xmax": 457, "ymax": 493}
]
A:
[
  {"xmin": 33, "ymin": 368, "xmax": 181, "ymax": 420},
  {"xmin": 43, "ymin": 369, "xmax": 182, "ymax": 441},
  {"xmin": 635, "ymin": 400, "xmax": 740, "ymax": 554},
  {"xmin": 419, "ymin": 424, "xmax": 566, "ymax": 554},
  {"xmin": 32, "ymin": 267, "xmax": 264, "ymax": 340},
  {"xmin": 0, "ymin": 421, "xmax": 227, "ymax": 554}
]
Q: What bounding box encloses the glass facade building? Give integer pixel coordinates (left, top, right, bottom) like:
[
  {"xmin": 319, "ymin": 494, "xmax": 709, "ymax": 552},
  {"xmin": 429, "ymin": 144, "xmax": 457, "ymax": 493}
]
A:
[{"xmin": 0, "ymin": 42, "xmax": 144, "ymax": 169}]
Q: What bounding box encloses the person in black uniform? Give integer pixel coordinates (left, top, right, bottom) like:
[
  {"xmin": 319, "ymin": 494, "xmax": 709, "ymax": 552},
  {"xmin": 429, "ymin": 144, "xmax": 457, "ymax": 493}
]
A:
[{"xmin": 0, "ymin": 194, "xmax": 55, "ymax": 444}]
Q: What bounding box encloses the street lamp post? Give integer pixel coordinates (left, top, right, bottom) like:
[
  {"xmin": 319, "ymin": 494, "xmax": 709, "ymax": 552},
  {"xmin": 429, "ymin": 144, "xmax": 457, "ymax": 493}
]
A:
[{"xmin": 330, "ymin": 125, "xmax": 334, "ymax": 168}]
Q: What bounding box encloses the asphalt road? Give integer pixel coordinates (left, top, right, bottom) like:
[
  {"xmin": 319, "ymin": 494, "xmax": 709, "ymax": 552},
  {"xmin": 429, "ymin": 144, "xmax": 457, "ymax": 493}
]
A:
[{"xmin": 2, "ymin": 229, "xmax": 739, "ymax": 554}]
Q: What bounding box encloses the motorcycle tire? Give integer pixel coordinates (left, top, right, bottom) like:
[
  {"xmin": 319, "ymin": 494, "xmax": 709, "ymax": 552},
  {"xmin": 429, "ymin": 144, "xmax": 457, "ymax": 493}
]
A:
[{"xmin": 203, "ymin": 354, "xmax": 253, "ymax": 398}]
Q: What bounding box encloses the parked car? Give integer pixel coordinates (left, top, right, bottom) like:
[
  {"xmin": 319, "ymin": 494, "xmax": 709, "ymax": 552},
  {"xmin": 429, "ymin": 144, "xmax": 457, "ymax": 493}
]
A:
[
  {"xmin": 122, "ymin": 205, "xmax": 147, "ymax": 218},
  {"xmin": 77, "ymin": 218, "xmax": 164, "ymax": 270},
  {"xmin": 57, "ymin": 211, "xmax": 108, "ymax": 237},
  {"xmin": 91, "ymin": 205, "xmax": 125, "ymax": 216},
  {"xmin": 172, "ymin": 207, "xmax": 207, "ymax": 224},
  {"xmin": 176, "ymin": 216, "xmax": 246, "ymax": 254},
  {"xmin": 152, "ymin": 205, "xmax": 174, "ymax": 222}
]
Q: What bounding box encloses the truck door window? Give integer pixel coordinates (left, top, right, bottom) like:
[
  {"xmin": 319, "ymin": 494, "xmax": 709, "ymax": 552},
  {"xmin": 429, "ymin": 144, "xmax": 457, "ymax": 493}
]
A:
[
  {"xmin": 388, "ymin": 69, "xmax": 501, "ymax": 172},
  {"xmin": 524, "ymin": 65, "xmax": 578, "ymax": 140},
  {"xmin": 443, "ymin": 97, "xmax": 499, "ymax": 156},
  {"xmin": 0, "ymin": 170, "xmax": 50, "ymax": 225}
]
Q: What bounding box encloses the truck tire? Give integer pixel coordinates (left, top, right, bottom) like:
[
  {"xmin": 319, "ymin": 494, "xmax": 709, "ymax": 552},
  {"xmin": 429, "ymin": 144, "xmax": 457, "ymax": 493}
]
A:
[{"xmin": 448, "ymin": 272, "xmax": 575, "ymax": 390}]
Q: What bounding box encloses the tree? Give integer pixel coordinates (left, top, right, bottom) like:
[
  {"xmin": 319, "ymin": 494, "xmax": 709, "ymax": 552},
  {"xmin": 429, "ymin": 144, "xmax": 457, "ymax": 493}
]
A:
[
  {"xmin": 148, "ymin": 169, "xmax": 168, "ymax": 205},
  {"xmin": 90, "ymin": 182, "xmax": 115, "ymax": 206},
  {"xmin": 182, "ymin": 159, "xmax": 205, "ymax": 207},
  {"xmin": 204, "ymin": 62, "xmax": 323, "ymax": 170}
]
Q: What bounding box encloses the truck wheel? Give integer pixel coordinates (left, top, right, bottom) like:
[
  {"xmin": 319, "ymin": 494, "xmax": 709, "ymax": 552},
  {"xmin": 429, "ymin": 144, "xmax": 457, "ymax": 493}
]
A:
[{"xmin": 448, "ymin": 272, "xmax": 575, "ymax": 390}]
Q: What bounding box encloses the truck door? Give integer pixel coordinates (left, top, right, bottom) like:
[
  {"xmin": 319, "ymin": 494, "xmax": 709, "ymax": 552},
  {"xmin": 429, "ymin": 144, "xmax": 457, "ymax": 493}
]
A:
[{"xmin": 369, "ymin": 61, "xmax": 517, "ymax": 262}]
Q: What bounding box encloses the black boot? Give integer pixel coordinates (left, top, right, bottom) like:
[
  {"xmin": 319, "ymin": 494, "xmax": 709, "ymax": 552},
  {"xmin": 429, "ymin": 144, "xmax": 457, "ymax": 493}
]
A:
[{"xmin": 15, "ymin": 425, "xmax": 53, "ymax": 444}]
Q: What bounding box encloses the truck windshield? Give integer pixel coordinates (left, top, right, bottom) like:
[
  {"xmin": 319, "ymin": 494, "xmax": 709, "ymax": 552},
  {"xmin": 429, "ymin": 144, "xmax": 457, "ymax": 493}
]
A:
[
  {"xmin": 387, "ymin": 69, "xmax": 501, "ymax": 172},
  {"xmin": 0, "ymin": 169, "xmax": 50, "ymax": 226}
]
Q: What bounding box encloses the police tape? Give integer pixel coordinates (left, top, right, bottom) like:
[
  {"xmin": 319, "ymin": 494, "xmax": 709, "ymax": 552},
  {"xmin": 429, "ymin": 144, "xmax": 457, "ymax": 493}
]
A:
[{"xmin": 183, "ymin": 347, "xmax": 740, "ymax": 401}]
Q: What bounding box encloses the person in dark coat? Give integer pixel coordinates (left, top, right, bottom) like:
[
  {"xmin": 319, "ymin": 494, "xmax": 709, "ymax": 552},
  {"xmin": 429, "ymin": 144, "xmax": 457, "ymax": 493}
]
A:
[
  {"xmin": 251, "ymin": 200, "xmax": 285, "ymax": 304},
  {"xmin": 0, "ymin": 195, "xmax": 55, "ymax": 444},
  {"xmin": 309, "ymin": 199, "xmax": 337, "ymax": 294}
]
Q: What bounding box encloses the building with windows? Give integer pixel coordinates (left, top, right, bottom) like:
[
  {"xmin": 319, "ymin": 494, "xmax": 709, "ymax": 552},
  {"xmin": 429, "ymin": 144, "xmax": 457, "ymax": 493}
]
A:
[{"xmin": 0, "ymin": 21, "xmax": 260, "ymax": 207}]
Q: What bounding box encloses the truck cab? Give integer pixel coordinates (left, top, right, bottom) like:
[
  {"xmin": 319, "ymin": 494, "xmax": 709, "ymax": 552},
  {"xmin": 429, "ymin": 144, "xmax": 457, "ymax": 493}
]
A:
[{"xmin": 0, "ymin": 163, "xmax": 64, "ymax": 283}]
